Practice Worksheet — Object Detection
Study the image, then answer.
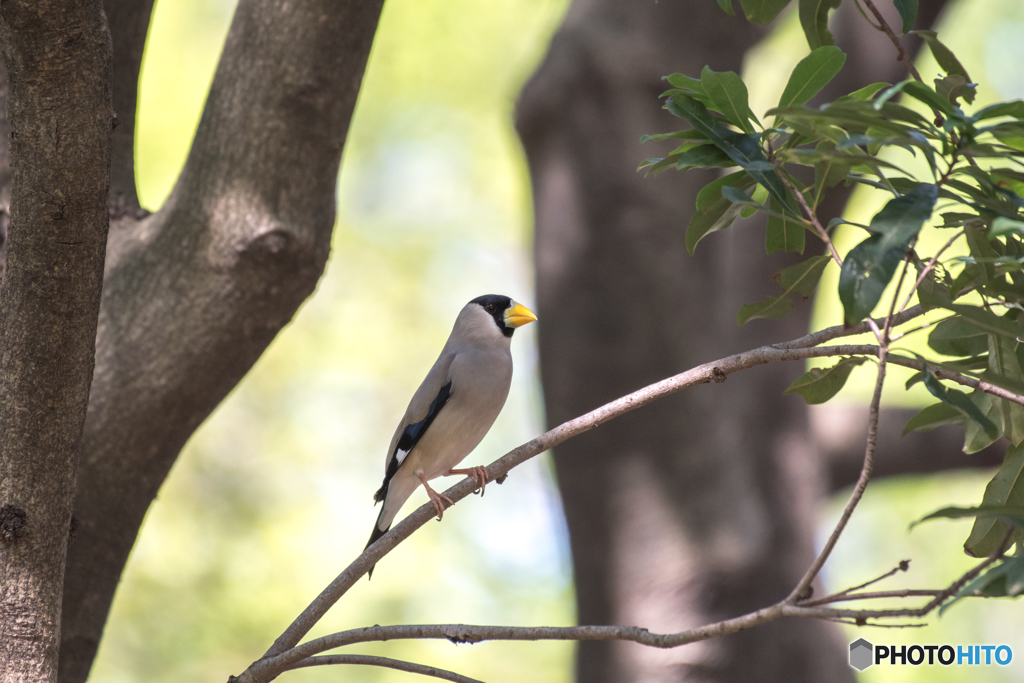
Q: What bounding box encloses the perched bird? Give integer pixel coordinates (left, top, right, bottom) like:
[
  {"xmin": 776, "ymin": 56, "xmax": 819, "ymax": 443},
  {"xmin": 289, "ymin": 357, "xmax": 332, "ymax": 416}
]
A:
[{"xmin": 365, "ymin": 294, "xmax": 537, "ymax": 570}]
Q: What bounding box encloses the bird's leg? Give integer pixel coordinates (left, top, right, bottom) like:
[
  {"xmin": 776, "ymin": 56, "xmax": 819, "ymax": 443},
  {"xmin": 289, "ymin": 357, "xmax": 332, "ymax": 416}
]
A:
[
  {"xmin": 417, "ymin": 473, "xmax": 453, "ymax": 520},
  {"xmin": 447, "ymin": 465, "xmax": 489, "ymax": 496}
]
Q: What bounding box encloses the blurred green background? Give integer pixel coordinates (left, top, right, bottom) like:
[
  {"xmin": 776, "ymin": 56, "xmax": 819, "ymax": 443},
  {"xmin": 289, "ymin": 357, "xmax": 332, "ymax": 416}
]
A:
[{"xmin": 89, "ymin": 1, "xmax": 1023, "ymax": 681}]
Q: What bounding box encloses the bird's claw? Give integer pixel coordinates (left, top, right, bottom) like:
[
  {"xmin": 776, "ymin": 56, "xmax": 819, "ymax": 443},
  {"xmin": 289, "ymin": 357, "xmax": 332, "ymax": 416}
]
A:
[
  {"xmin": 430, "ymin": 491, "xmax": 454, "ymax": 520},
  {"xmin": 448, "ymin": 466, "xmax": 489, "ymax": 496}
]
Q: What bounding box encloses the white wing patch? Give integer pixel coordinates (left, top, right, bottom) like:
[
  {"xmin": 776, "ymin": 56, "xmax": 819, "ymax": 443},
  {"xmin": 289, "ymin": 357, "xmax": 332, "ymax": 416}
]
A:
[{"xmin": 396, "ymin": 448, "xmax": 410, "ymax": 465}]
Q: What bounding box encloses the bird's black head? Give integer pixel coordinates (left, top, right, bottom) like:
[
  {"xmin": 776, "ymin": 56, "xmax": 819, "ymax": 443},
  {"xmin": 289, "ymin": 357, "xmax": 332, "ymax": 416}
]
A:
[{"xmin": 470, "ymin": 294, "xmax": 515, "ymax": 337}]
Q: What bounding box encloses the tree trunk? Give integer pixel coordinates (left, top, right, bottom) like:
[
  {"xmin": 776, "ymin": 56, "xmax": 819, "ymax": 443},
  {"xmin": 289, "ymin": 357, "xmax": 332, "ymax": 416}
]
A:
[
  {"xmin": 517, "ymin": 1, "xmax": 951, "ymax": 681},
  {"xmin": 0, "ymin": 2, "xmax": 112, "ymax": 681}
]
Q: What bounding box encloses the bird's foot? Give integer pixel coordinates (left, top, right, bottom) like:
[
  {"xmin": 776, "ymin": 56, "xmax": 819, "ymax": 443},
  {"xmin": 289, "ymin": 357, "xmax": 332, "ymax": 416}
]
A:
[
  {"xmin": 448, "ymin": 466, "xmax": 489, "ymax": 496},
  {"xmin": 418, "ymin": 474, "xmax": 454, "ymax": 520}
]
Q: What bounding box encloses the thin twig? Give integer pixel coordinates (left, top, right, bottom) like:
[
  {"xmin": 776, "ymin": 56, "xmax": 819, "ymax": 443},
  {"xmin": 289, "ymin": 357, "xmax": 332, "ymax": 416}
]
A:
[
  {"xmin": 777, "ymin": 171, "xmax": 843, "ymax": 265},
  {"xmin": 800, "ymin": 589, "xmax": 943, "ymax": 607},
  {"xmin": 888, "ymin": 315, "xmax": 947, "ymax": 342},
  {"xmin": 885, "ymin": 353, "xmax": 1024, "ymax": 407},
  {"xmin": 288, "ymin": 655, "xmax": 484, "ymax": 683},
  {"xmin": 860, "ymin": 0, "xmax": 924, "ymax": 82},
  {"xmin": 788, "ymin": 350, "xmax": 887, "ymax": 602},
  {"xmin": 883, "ymin": 256, "xmax": 913, "ymax": 342},
  {"xmin": 898, "ymin": 232, "xmax": 962, "ymax": 314},
  {"xmin": 803, "ymin": 560, "xmax": 911, "ymax": 606}
]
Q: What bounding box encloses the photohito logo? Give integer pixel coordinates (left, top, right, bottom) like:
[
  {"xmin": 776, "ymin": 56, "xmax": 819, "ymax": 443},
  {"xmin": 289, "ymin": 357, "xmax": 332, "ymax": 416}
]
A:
[{"xmin": 849, "ymin": 638, "xmax": 1013, "ymax": 671}]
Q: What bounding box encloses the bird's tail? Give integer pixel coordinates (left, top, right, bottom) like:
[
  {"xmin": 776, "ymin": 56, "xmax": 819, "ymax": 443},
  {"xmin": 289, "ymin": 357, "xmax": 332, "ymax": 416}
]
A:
[{"xmin": 364, "ymin": 506, "xmax": 391, "ymax": 580}]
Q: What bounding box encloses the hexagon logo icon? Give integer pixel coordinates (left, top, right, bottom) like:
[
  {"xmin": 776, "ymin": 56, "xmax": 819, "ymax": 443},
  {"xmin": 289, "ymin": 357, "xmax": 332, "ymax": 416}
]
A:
[{"xmin": 850, "ymin": 638, "xmax": 874, "ymax": 671}]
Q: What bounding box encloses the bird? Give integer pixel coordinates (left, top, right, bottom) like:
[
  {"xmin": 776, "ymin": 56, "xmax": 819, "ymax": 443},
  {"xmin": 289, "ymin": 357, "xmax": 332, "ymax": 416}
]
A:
[{"xmin": 364, "ymin": 294, "xmax": 537, "ymax": 574}]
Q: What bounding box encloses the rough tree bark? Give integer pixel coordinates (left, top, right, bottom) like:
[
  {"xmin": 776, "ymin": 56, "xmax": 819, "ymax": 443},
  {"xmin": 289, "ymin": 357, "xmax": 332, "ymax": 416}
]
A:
[
  {"xmin": 517, "ymin": 1, "xmax": 954, "ymax": 682},
  {"xmin": 0, "ymin": 1, "xmax": 384, "ymax": 682},
  {"xmin": 0, "ymin": 1, "xmax": 112, "ymax": 681}
]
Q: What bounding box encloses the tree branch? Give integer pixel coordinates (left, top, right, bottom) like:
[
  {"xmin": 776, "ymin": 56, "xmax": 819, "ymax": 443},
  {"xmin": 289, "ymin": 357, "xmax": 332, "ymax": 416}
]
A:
[
  {"xmin": 859, "ymin": 0, "xmax": 924, "ymax": 82},
  {"xmin": 103, "ymin": 0, "xmax": 157, "ymax": 213},
  {"xmin": 789, "ymin": 352, "xmax": 886, "ymax": 602},
  {"xmin": 287, "ymin": 654, "xmax": 484, "ymax": 683},
  {"xmin": 234, "ymin": 545, "xmax": 1011, "ymax": 683}
]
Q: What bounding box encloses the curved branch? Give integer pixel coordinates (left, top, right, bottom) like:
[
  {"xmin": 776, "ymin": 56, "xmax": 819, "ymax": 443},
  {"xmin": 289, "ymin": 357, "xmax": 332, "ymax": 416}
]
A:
[
  {"xmin": 286, "ymin": 654, "xmax": 484, "ymax": 683},
  {"xmin": 790, "ymin": 353, "xmax": 886, "ymax": 602},
  {"xmin": 236, "ymin": 542, "xmax": 1008, "ymax": 683}
]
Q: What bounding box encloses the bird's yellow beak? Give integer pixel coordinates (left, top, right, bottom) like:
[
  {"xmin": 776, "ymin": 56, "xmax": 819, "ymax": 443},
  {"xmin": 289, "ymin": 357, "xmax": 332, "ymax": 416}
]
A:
[{"xmin": 503, "ymin": 301, "xmax": 538, "ymax": 328}]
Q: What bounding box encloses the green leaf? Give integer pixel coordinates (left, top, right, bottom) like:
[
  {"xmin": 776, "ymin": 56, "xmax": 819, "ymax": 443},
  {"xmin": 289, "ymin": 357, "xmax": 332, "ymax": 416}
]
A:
[
  {"xmin": 900, "ymin": 80, "xmax": 957, "ymax": 116},
  {"xmin": 665, "ymin": 73, "xmax": 706, "ymax": 93},
  {"xmin": 687, "ymin": 173, "xmax": 757, "ymax": 254},
  {"xmin": 811, "ymin": 140, "xmax": 848, "ymax": 208},
  {"xmin": 965, "ymin": 441, "xmax": 1024, "ymax": 556},
  {"xmin": 836, "ymin": 82, "xmax": 891, "ymax": 103},
  {"xmin": 869, "ymin": 183, "xmax": 940, "ymax": 250},
  {"xmin": 963, "ymin": 390, "xmax": 1001, "ymax": 454},
  {"xmin": 838, "ymin": 184, "xmax": 938, "ymax": 324},
  {"xmin": 991, "ymin": 216, "xmax": 1024, "ymax": 239},
  {"xmin": 716, "ymin": 0, "xmax": 736, "ymax": 15},
  {"xmin": 928, "ymin": 317, "xmax": 988, "ymax": 357},
  {"xmin": 766, "ymin": 196, "xmax": 806, "ymax": 254},
  {"xmin": 923, "ymin": 369, "xmax": 1000, "ymax": 441},
  {"xmin": 902, "ymin": 402, "xmax": 963, "ymax": 436},
  {"xmin": 975, "ymin": 101, "xmax": 1024, "ymax": 121},
  {"xmin": 696, "ymin": 170, "xmax": 747, "ymax": 210},
  {"xmin": 916, "ymin": 270, "xmax": 953, "ymax": 310},
  {"xmin": 798, "ymin": 0, "xmax": 842, "ymax": 49},
  {"xmin": 737, "ymin": 255, "xmax": 830, "ymax": 324},
  {"xmin": 838, "ymin": 237, "xmax": 904, "ymax": 325},
  {"xmin": 934, "ymin": 74, "xmax": 977, "ymax": 106},
  {"xmin": 944, "ymin": 304, "xmax": 1024, "ymax": 340},
  {"xmin": 667, "ymin": 95, "xmax": 796, "ymax": 213},
  {"xmin": 911, "ymin": 504, "xmax": 1024, "ymax": 529},
  {"xmin": 676, "ymin": 143, "xmax": 737, "ymax": 170},
  {"xmin": 701, "ymin": 66, "xmax": 757, "ymax": 133},
  {"xmin": 639, "ymin": 130, "xmax": 708, "ymax": 144},
  {"xmin": 893, "ymin": 0, "xmax": 918, "ymax": 33},
  {"xmin": 779, "ymin": 46, "xmax": 847, "ymax": 110},
  {"xmin": 989, "ymin": 334, "xmax": 1024, "ymax": 445},
  {"xmin": 784, "ymin": 357, "xmax": 866, "ymax": 404},
  {"xmin": 912, "ymin": 30, "xmax": 972, "ymax": 81},
  {"xmin": 738, "ymin": 0, "xmax": 792, "ymax": 23},
  {"xmin": 722, "ymin": 185, "xmax": 758, "ymax": 205}
]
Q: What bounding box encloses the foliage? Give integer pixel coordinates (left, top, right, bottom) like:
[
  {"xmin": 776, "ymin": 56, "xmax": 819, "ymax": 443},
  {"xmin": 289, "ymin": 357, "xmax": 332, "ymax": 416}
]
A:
[{"xmin": 643, "ymin": 0, "xmax": 1024, "ymax": 611}]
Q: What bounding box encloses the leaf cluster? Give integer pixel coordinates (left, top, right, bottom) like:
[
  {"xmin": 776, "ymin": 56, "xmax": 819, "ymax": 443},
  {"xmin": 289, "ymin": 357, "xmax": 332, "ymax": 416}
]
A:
[{"xmin": 643, "ymin": 6, "xmax": 1024, "ymax": 609}]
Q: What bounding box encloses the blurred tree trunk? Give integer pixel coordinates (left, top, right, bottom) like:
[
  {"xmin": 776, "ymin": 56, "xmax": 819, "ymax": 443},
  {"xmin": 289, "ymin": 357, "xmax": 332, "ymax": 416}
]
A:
[
  {"xmin": 0, "ymin": 2, "xmax": 385, "ymax": 682},
  {"xmin": 517, "ymin": 1, "xmax": 951, "ymax": 681}
]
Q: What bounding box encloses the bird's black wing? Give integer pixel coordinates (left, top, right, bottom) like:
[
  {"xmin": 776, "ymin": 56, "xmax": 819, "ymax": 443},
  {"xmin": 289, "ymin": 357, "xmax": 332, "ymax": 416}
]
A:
[{"xmin": 373, "ymin": 379, "xmax": 453, "ymax": 503}]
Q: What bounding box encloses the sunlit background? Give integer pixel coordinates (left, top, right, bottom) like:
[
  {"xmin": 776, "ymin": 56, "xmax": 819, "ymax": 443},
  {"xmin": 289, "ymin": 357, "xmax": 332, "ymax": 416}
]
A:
[{"xmin": 90, "ymin": 1, "xmax": 1023, "ymax": 681}]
